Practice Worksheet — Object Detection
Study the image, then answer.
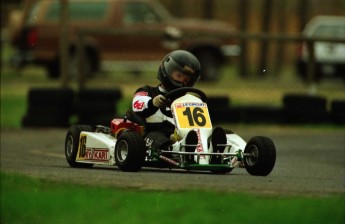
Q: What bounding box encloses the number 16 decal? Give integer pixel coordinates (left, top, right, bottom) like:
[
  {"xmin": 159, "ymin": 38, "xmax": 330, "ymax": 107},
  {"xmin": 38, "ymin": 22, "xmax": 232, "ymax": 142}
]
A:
[
  {"xmin": 182, "ymin": 107, "xmax": 206, "ymax": 126},
  {"xmin": 175, "ymin": 104, "xmax": 211, "ymax": 128}
]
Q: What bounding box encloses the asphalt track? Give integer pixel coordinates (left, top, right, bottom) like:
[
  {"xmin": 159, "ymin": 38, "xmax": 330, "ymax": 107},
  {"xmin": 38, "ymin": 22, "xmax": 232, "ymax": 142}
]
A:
[{"xmin": 1, "ymin": 127, "xmax": 344, "ymax": 195}]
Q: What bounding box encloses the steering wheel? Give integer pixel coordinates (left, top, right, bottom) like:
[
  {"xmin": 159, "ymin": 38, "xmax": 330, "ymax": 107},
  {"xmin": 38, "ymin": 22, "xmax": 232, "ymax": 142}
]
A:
[{"xmin": 164, "ymin": 87, "xmax": 207, "ymax": 104}]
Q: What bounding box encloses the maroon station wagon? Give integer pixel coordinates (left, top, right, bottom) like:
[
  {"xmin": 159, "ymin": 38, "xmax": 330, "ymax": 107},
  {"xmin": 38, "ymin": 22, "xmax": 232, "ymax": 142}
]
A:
[{"xmin": 8, "ymin": 0, "xmax": 240, "ymax": 80}]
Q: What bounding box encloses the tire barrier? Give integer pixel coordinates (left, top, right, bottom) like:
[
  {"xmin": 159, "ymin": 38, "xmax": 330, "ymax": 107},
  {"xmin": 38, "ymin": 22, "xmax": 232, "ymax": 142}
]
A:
[
  {"xmin": 235, "ymin": 106, "xmax": 283, "ymax": 124},
  {"xmin": 207, "ymin": 96, "xmax": 231, "ymax": 123},
  {"xmin": 283, "ymin": 94, "xmax": 329, "ymax": 124},
  {"xmin": 22, "ymin": 88, "xmax": 122, "ymax": 127},
  {"xmin": 330, "ymin": 100, "xmax": 345, "ymax": 124},
  {"xmin": 74, "ymin": 88, "xmax": 122, "ymax": 126},
  {"xmin": 210, "ymin": 107, "xmax": 283, "ymax": 124},
  {"xmin": 22, "ymin": 88, "xmax": 74, "ymax": 127},
  {"xmin": 22, "ymin": 89, "xmax": 342, "ymax": 127},
  {"xmin": 209, "ymin": 94, "xmax": 342, "ymax": 125}
]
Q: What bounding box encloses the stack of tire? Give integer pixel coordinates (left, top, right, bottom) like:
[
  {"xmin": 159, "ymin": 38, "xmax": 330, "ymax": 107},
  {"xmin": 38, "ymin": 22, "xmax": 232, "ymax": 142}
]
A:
[
  {"xmin": 283, "ymin": 94, "xmax": 329, "ymax": 124},
  {"xmin": 207, "ymin": 96, "xmax": 232, "ymax": 123},
  {"xmin": 22, "ymin": 88, "xmax": 74, "ymax": 127},
  {"xmin": 231, "ymin": 106, "xmax": 283, "ymax": 124},
  {"xmin": 208, "ymin": 96, "xmax": 283, "ymax": 124},
  {"xmin": 330, "ymin": 100, "xmax": 345, "ymax": 124},
  {"xmin": 74, "ymin": 88, "xmax": 122, "ymax": 126}
]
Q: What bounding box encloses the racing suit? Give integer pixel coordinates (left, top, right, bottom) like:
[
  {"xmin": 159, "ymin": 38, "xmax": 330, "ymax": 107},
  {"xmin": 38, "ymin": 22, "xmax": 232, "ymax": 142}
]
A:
[{"xmin": 132, "ymin": 85, "xmax": 175, "ymax": 151}]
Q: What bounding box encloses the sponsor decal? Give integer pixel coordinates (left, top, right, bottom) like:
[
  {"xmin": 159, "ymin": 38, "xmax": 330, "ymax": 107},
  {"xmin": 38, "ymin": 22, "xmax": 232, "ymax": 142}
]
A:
[
  {"xmin": 145, "ymin": 137, "xmax": 153, "ymax": 148},
  {"xmin": 174, "ymin": 103, "xmax": 211, "ymax": 128},
  {"xmin": 175, "ymin": 102, "xmax": 206, "ymax": 108},
  {"xmin": 133, "ymin": 100, "xmax": 145, "ymax": 110},
  {"xmin": 175, "ymin": 103, "xmax": 183, "ymax": 108},
  {"xmin": 134, "ymin": 91, "xmax": 148, "ymax": 97},
  {"xmin": 84, "ymin": 148, "xmax": 109, "ymax": 161},
  {"xmin": 77, "ymin": 135, "xmax": 109, "ymax": 162},
  {"xmin": 195, "ymin": 129, "xmax": 205, "ymax": 158}
]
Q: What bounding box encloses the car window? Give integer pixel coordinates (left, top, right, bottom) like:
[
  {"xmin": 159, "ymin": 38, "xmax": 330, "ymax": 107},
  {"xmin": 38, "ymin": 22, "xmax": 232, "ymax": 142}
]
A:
[
  {"xmin": 123, "ymin": 2, "xmax": 161, "ymax": 25},
  {"xmin": 27, "ymin": 2, "xmax": 41, "ymax": 23},
  {"xmin": 45, "ymin": 1, "xmax": 108, "ymax": 21},
  {"xmin": 313, "ymin": 25, "xmax": 345, "ymax": 38}
]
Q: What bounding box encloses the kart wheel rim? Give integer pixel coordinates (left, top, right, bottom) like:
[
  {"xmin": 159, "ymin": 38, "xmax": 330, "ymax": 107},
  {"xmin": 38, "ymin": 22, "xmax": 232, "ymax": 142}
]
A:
[
  {"xmin": 245, "ymin": 144, "xmax": 259, "ymax": 166},
  {"xmin": 117, "ymin": 140, "xmax": 128, "ymax": 162},
  {"xmin": 66, "ymin": 135, "xmax": 74, "ymax": 158}
]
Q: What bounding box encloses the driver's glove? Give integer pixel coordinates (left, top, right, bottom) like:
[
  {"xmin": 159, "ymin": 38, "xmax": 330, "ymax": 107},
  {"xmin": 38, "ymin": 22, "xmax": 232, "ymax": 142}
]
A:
[{"xmin": 152, "ymin": 95, "xmax": 167, "ymax": 108}]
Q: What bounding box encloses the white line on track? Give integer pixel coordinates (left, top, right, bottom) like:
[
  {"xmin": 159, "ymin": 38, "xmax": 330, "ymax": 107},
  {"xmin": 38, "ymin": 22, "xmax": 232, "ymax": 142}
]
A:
[{"xmin": 30, "ymin": 150, "xmax": 65, "ymax": 159}]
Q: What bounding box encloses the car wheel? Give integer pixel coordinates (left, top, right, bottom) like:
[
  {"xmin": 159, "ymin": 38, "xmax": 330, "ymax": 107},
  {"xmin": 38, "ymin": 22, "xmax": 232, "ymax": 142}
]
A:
[
  {"xmin": 46, "ymin": 49, "xmax": 98, "ymax": 79},
  {"xmin": 244, "ymin": 136, "xmax": 276, "ymax": 176},
  {"xmin": 296, "ymin": 60, "xmax": 323, "ymax": 83},
  {"xmin": 65, "ymin": 125, "xmax": 94, "ymax": 168},
  {"xmin": 195, "ymin": 50, "xmax": 222, "ymax": 81},
  {"xmin": 67, "ymin": 51, "xmax": 95, "ymax": 79},
  {"xmin": 46, "ymin": 60, "xmax": 60, "ymax": 79},
  {"xmin": 115, "ymin": 131, "xmax": 146, "ymax": 172}
]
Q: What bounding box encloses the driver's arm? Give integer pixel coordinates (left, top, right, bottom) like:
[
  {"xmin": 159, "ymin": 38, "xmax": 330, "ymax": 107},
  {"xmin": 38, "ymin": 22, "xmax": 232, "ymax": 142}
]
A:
[{"xmin": 132, "ymin": 87, "xmax": 159, "ymax": 118}]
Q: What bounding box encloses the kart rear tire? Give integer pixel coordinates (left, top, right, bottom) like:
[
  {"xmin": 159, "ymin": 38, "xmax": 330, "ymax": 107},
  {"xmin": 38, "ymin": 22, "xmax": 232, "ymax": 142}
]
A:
[
  {"xmin": 115, "ymin": 131, "xmax": 146, "ymax": 172},
  {"xmin": 65, "ymin": 125, "xmax": 94, "ymax": 168},
  {"xmin": 244, "ymin": 136, "xmax": 276, "ymax": 176}
]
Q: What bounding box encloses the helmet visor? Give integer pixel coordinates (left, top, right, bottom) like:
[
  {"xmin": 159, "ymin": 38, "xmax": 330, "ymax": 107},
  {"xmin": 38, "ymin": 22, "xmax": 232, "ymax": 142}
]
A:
[{"xmin": 162, "ymin": 58, "xmax": 200, "ymax": 87}]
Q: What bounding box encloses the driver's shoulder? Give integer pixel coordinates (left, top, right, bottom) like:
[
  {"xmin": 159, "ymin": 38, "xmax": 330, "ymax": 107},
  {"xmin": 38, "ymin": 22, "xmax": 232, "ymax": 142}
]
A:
[{"xmin": 139, "ymin": 85, "xmax": 162, "ymax": 97}]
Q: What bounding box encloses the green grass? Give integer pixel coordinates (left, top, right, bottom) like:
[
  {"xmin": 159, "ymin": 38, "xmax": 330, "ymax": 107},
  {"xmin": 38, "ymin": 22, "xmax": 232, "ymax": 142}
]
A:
[
  {"xmin": 1, "ymin": 172, "xmax": 344, "ymax": 224},
  {"xmin": 0, "ymin": 95, "xmax": 27, "ymax": 128}
]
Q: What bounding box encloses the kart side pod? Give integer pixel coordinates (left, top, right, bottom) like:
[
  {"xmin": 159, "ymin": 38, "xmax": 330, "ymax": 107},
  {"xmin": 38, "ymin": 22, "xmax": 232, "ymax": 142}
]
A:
[{"xmin": 111, "ymin": 119, "xmax": 144, "ymax": 138}]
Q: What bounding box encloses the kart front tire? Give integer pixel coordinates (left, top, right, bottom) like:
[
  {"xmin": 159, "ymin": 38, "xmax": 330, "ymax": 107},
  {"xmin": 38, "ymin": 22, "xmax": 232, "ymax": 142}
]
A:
[
  {"xmin": 65, "ymin": 125, "xmax": 94, "ymax": 168},
  {"xmin": 115, "ymin": 131, "xmax": 146, "ymax": 172},
  {"xmin": 244, "ymin": 136, "xmax": 276, "ymax": 176}
]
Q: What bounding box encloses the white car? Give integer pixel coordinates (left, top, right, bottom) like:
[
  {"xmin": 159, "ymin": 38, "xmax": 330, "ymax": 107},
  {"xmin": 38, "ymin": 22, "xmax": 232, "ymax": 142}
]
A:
[{"xmin": 296, "ymin": 16, "xmax": 345, "ymax": 82}]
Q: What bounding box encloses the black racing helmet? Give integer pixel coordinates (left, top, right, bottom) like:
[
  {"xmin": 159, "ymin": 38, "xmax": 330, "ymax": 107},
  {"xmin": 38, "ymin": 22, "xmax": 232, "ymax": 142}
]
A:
[{"xmin": 157, "ymin": 50, "xmax": 201, "ymax": 92}]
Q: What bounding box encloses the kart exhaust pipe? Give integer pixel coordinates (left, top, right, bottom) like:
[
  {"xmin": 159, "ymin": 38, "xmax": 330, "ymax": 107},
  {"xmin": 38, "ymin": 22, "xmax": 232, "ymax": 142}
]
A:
[{"xmin": 159, "ymin": 155, "xmax": 179, "ymax": 167}]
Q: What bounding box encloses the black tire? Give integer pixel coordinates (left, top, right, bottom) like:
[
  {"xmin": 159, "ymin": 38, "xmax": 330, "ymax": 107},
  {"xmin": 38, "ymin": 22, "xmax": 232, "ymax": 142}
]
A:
[
  {"xmin": 46, "ymin": 48, "xmax": 98, "ymax": 79},
  {"xmin": 244, "ymin": 136, "xmax": 276, "ymax": 176},
  {"xmin": 209, "ymin": 127, "xmax": 233, "ymax": 174},
  {"xmin": 115, "ymin": 131, "xmax": 146, "ymax": 172},
  {"xmin": 237, "ymin": 106, "xmax": 283, "ymax": 124},
  {"xmin": 78, "ymin": 88, "xmax": 122, "ymax": 102},
  {"xmin": 74, "ymin": 88, "xmax": 122, "ymax": 126},
  {"xmin": 28, "ymin": 88, "xmax": 74, "ymax": 103},
  {"xmin": 207, "ymin": 96, "xmax": 230, "ymax": 108},
  {"xmin": 22, "ymin": 114, "xmax": 70, "ymax": 127},
  {"xmin": 295, "ymin": 60, "xmax": 322, "ymax": 83},
  {"xmin": 331, "ymin": 100, "xmax": 345, "ymax": 124},
  {"xmin": 65, "ymin": 125, "xmax": 94, "ymax": 168},
  {"xmin": 283, "ymin": 94, "xmax": 329, "ymax": 123},
  {"xmin": 22, "ymin": 88, "xmax": 75, "ymax": 127},
  {"xmin": 195, "ymin": 50, "xmax": 222, "ymax": 81},
  {"xmin": 210, "ymin": 127, "xmax": 227, "ymax": 164},
  {"xmin": 46, "ymin": 60, "xmax": 60, "ymax": 79}
]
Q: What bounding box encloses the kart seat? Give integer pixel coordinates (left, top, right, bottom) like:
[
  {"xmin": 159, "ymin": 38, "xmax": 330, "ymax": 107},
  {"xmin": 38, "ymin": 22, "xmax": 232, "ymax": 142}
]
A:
[{"xmin": 125, "ymin": 111, "xmax": 145, "ymax": 126}]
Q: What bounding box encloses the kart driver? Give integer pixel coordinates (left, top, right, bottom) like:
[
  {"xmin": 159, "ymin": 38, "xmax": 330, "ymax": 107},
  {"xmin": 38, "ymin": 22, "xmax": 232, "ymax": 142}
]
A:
[{"xmin": 132, "ymin": 50, "xmax": 201, "ymax": 152}]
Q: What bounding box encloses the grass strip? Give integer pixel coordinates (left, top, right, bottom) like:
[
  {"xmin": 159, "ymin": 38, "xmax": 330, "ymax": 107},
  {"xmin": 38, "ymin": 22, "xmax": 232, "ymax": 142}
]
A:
[{"xmin": 1, "ymin": 172, "xmax": 344, "ymax": 224}]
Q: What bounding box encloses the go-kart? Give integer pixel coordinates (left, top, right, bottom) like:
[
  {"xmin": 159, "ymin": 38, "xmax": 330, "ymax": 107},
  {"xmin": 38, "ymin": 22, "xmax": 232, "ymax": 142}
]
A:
[{"xmin": 65, "ymin": 87, "xmax": 276, "ymax": 176}]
